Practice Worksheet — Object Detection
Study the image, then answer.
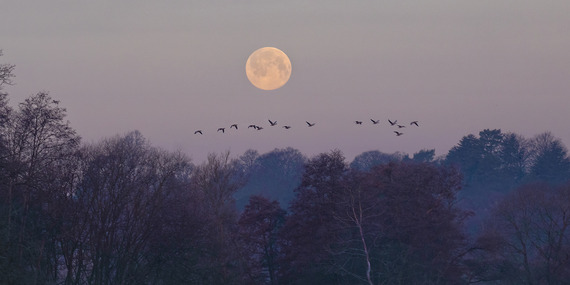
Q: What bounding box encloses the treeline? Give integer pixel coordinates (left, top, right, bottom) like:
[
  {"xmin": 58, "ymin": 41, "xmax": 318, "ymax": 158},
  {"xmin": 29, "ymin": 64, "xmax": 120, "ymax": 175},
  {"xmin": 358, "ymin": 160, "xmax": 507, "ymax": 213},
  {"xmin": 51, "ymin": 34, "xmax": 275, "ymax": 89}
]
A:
[{"xmin": 2, "ymin": 54, "xmax": 570, "ymax": 284}]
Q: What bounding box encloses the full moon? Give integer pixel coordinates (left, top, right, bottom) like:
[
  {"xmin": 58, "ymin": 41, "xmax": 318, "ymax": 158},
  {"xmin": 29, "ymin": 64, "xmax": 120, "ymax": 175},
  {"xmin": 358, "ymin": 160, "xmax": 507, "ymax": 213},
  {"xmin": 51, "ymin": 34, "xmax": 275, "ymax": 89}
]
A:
[{"xmin": 245, "ymin": 47, "xmax": 292, "ymax": 90}]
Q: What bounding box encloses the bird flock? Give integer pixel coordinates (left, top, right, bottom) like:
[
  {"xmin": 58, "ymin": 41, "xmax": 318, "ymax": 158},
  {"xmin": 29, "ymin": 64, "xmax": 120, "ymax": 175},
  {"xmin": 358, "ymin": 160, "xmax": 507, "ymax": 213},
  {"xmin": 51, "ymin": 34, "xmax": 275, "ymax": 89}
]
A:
[{"xmin": 194, "ymin": 119, "xmax": 419, "ymax": 136}]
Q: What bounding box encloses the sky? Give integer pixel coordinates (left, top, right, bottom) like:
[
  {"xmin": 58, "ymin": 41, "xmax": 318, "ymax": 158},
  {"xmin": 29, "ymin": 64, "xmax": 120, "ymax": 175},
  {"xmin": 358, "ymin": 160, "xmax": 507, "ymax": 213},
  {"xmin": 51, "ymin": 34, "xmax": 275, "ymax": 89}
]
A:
[{"xmin": 2, "ymin": 1, "xmax": 569, "ymax": 163}]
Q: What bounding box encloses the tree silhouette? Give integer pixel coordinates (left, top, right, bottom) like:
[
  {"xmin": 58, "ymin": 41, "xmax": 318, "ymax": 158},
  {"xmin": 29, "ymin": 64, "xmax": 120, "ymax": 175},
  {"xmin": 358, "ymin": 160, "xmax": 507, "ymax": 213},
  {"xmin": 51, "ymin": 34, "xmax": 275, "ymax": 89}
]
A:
[
  {"xmin": 279, "ymin": 150, "xmax": 349, "ymax": 284},
  {"xmin": 350, "ymin": 150, "xmax": 404, "ymax": 171},
  {"xmin": 410, "ymin": 148, "xmax": 436, "ymax": 163},
  {"xmin": 527, "ymin": 132, "xmax": 570, "ymax": 184},
  {"xmin": 364, "ymin": 161, "xmax": 469, "ymax": 284},
  {"xmin": 190, "ymin": 151, "xmax": 244, "ymax": 283},
  {"xmin": 71, "ymin": 131, "xmax": 191, "ymax": 284},
  {"xmin": 238, "ymin": 195, "xmax": 286, "ymax": 285},
  {"xmin": 280, "ymin": 152, "xmax": 469, "ymax": 284},
  {"xmin": 468, "ymin": 182, "xmax": 570, "ymax": 284},
  {"xmin": 0, "ymin": 50, "xmax": 15, "ymax": 91},
  {"xmin": 0, "ymin": 92, "xmax": 80, "ymax": 283},
  {"xmin": 446, "ymin": 129, "xmax": 532, "ymax": 233}
]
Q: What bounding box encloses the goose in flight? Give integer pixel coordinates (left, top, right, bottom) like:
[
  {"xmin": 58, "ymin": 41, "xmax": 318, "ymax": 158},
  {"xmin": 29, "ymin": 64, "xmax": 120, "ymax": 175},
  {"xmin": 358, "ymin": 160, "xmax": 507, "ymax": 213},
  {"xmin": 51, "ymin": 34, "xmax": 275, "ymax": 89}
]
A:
[
  {"xmin": 217, "ymin": 128, "xmax": 225, "ymax": 133},
  {"xmin": 306, "ymin": 121, "xmax": 315, "ymax": 127},
  {"xmin": 355, "ymin": 121, "xmax": 363, "ymax": 125},
  {"xmin": 248, "ymin": 124, "xmax": 257, "ymax": 129},
  {"xmin": 268, "ymin": 119, "xmax": 277, "ymax": 126},
  {"xmin": 230, "ymin": 124, "xmax": 238, "ymax": 129},
  {"xmin": 410, "ymin": 121, "xmax": 419, "ymax": 126},
  {"xmin": 394, "ymin": 131, "xmax": 403, "ymax": 136},
  {"xmin": 255, "ymin": 126, "xmax": 263, "ymax": 130},
  {"xmin": 371, "ymin": 119, "xmax": 380, "ymax": 124},
  {"xmin": 397, "ymin": 125, "xmax": 406, "ymax": 128},
  {"xmin": 388, "ymin": 119, "xmax": 397, "ymax": 126},
  {"xmin": 194, "ymin": 130, "xmax": 203, "ymax": 135},
  {"xmin": 283, "ymin": 126, "xmax": 291, "ymax": 129}
]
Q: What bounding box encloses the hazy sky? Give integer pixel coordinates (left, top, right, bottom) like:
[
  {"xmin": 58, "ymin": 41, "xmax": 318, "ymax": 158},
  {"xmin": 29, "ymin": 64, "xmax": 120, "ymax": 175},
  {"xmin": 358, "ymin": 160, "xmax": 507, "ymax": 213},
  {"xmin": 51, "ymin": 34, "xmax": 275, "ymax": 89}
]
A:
[{"xmin": 2, "ymin": 1, "xmax": 569, "ymax": 162}]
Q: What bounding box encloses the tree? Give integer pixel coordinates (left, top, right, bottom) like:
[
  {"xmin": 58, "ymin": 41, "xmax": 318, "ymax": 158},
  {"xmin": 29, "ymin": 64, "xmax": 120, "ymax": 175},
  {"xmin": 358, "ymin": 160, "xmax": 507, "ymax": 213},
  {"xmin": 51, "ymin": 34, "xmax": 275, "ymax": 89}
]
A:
[
  {"xmin": 447, "ymin": 129, "xmax": 506, "ymax": 187},
  {"xmin": 350, "ymin": 150, "xmax": 404, "ymax": 171},
  {"xmin": 445, "ymin": 129, "xmax": 531, "ymax": 234},
  {"xmin": 468, "ymin": 182, "xmax": 570, "ymax": 284},
  {"xmin": 279, "ymin": 150, "xmax": 349, "ymax": 284},
  {"xmin": 234, "ymin": 149, "xmax": 260, "ymax": 180},
  {"xmin": 0, "ymin": 49, "xmax": 14, "ymax": 262},
  {"xmin": 446, "ymin": 133, "xmax": 482, "ymax": 186},
  {"xmin": 235, "ymin": 147, "xmax": 306, "ymax": 210},
  {"xmin": 281, "ymin": 153, "xmax": 470, "ymax": 284},
  {"xmin": 364, "ymin": 161, "xmax": 469, "ymax": 284},
  {"xmin": 69, "ymin": 131, "xmax": 191, "ymax": 284},
  {"xmin": 498, "ymin": 133, "xmax": 529, "ymax": 185},
  {"xmin": 331, "ymin": 170, "xmax": 380, "ymax": 285},
  {"xmin": 0, "ymin": 92, "xmax": 80, "ymax": 283},
  {"xmin": 280, "ymin": 150, "xmax": 387, "ymax": 284},
  {"xmin": 238, "ymin": 195, "xmax": 286, "ymax": 285},
  {"xmin": 0, "ymin": 50, "xmax": 15, "ymax": 92},
  {"xmin": 190, "ymin": 151, "xmax": 244, "ymax": 284},
  {"xmin": 0, "ymin": 50, "xmax": 14, "ymax": 146},
  {"xmin": 410, "ymin": 149, "xmax": 436, "ymax": 163},
  {"xmin": 527, "ymin": 132, "xmax": 570, "ymax": 184}
]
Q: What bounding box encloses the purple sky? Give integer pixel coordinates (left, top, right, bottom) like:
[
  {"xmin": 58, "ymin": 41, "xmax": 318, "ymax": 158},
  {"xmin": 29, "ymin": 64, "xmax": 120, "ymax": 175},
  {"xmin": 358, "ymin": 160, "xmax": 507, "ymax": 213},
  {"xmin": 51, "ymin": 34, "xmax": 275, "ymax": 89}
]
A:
[{"xmin": 2, "ymin": 1, "xmax": 569, "ymax": 162}]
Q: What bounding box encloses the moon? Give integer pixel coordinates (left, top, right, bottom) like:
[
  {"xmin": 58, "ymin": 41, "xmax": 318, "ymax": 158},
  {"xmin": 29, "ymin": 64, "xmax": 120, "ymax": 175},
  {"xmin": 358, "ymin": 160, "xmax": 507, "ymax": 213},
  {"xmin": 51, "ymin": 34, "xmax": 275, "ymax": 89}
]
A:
[{"xmin": 245, "ymin": 47, "xmax": 292, "ymax": 90}]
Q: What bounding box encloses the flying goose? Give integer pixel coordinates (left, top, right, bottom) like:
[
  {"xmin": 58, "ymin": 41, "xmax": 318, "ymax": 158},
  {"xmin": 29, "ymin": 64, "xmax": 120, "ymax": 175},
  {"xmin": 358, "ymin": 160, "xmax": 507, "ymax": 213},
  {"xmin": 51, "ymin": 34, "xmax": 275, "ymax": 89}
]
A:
[
  {"xmin": 283, "ymin": 126, "xmax": 291, "ymax": 129},
  {"xmin": 217, "ymin": 128, "xmax": 225, "ymax": 133},
  {"xmin": 371, "ymin": 119, "xmax": 380, "ymax": 124},
  {"xmin": 194, "ymin": 130, "xmax": 203, "ymax": 135},
  {"xmin": 355, "ymin": 121, "xmax": 363, "ymax": 125},
  {"xmin": 394, "ymin": 131, "xmax": 403, "ymax": 136},
  {"xmin": 410, "ymin": 121, "xmax": 419, "ymax": 126},
  {"xmin": 306, "ymin": 121, "xmax": 315, "ymax": 127},
  {"xmin": 268, "ymin": 119, "xmax": 277, "ymax": 126},
  {"xmin": 230, "ymin": 124, "xmax": 238, "ymax": 129},
  {"xmin": 388, "ymin": 119, "xmax": 397, "ymax": 126}
]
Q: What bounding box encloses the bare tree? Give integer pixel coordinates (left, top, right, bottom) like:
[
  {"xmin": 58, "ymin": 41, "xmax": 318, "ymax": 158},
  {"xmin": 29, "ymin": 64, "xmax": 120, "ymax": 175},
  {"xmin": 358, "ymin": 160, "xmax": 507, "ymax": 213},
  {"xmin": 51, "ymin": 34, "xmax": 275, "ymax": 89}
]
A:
[
  {"xmin": 0, "ymin": 50, "xmax": 15, "ymax": 91},
  {"xmin": 0, "ymin": 50, "xmax": 14, "ymax": 125},
  {"xmin": 333, "ymin": 171, "xmax": 381, "ymax": 285},
  {"xmin": 190, "ymin": 151, "xmax": 244, "ymax": 283},
  {"xmin": 70, "ymin": 131, "xmax": 191, "ymax": 284},
  {"xmin": 1, "ymin": 92, "xmax": 80, "ymax": 283},
  {"xmin": 471, "ymin": 182, "xmax": 570, "ymax": 284}
]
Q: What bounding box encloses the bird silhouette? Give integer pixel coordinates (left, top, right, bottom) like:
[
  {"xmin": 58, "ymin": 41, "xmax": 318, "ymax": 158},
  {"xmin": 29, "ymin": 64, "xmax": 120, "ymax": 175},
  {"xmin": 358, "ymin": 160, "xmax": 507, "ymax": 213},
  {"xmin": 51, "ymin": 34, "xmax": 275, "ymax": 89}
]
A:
[
  {"xmin": 397, "ymin": 125, "xmax": 406, "ymax": 128},
  {"xmin": 194, "ymin": 130, "xmax": 203, "ymax": 135},
  {"xmin": 248, "ymin": 125, "xmax": 257, "ymax": 129},
  {"xmin": 217, "ymin": 128, "xmax": 225, "ymax": 133},
  {"xmin": 355, "ymin": 121, "xmax": 363, "ymax": 125},
  {"xmin": 283, "ymin": 126, "xmax": 291, "ymax": 129},
  {"xmin": 230, "ymin": 124, "xmax": 238, "ymax": 129},
  {"xmin": 410, "ymin": 121, "xmax": 419, "ymax": 126},
  {"xmin": 268, "ymin": 119, "xmax": 277, "ymax": 126},
  {"xmin": 306, "ymin": 121, "xmax": 315, "ymax": 127},
  {"xmin": 394, "ymin": 131, "xmax": 403, "ymax": 136},
  {"xmin": 388, "ymin": 119, "xmax": 397, "ymax": 126},
  {"xmin": 255, "ymin": 126, "xmax": 263, "ymax": 130},
  {"xmin": 371, "ymin": 119, "xmax": 380, "ymax": 124}
]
